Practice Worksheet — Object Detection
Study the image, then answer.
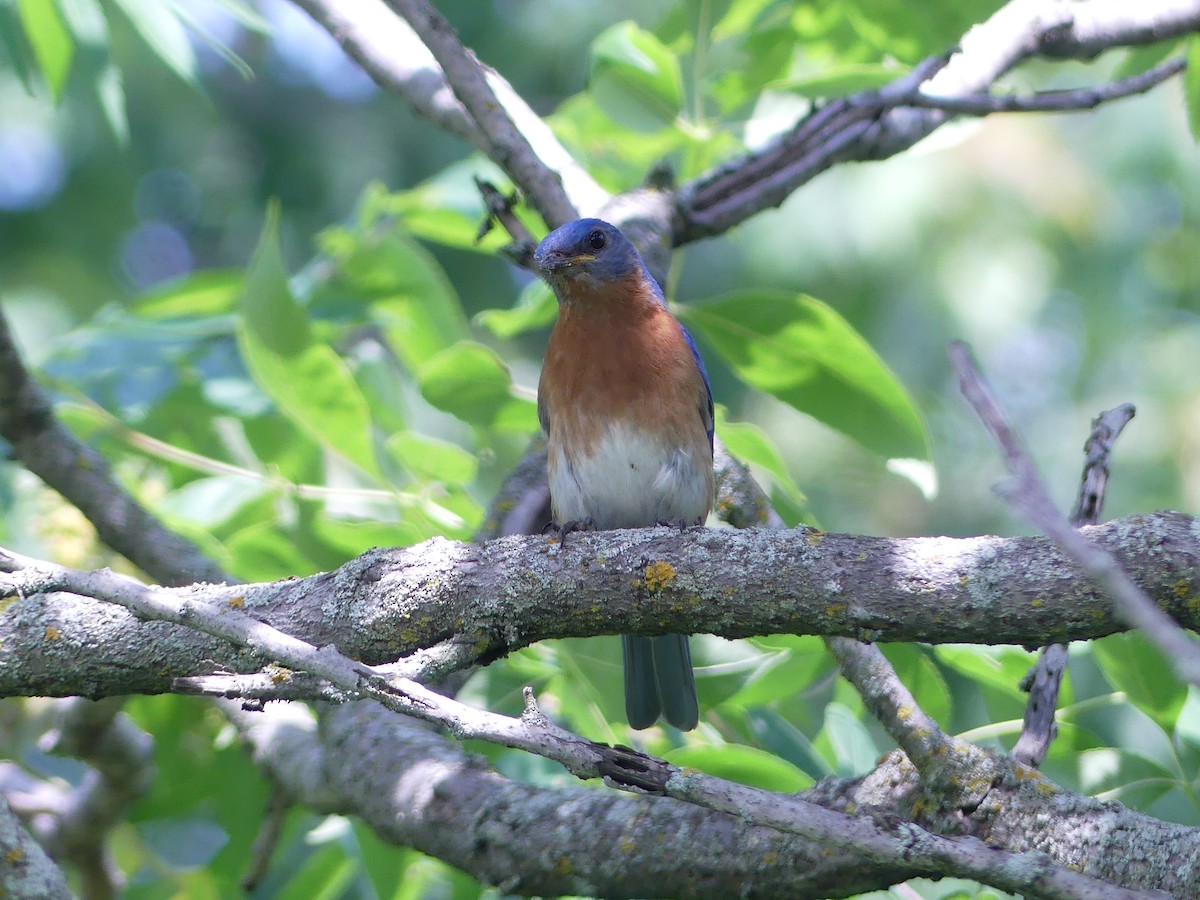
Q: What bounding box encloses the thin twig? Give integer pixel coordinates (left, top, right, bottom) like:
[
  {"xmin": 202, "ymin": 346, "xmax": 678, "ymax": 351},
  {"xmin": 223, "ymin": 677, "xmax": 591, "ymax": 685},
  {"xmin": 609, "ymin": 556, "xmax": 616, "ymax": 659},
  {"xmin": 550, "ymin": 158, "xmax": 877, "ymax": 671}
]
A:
[
  {"xmin": 949, "ymin": 341, "xmax": 1200, "ymax": 687},
  {"xmin": 1013, "ymin": 404, "xmax": 1136, "ymax": 767},
  {"xmin": 907, "ymin": 57, "xmax": 1183, "ymax": 114}
]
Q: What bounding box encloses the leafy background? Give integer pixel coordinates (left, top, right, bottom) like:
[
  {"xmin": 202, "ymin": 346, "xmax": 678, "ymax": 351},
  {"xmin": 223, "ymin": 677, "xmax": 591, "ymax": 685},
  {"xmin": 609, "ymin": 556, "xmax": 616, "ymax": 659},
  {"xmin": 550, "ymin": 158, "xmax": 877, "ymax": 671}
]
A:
[{"xmin": 2, "ymin": 0, "xmax": 1200, "ymax": 896}]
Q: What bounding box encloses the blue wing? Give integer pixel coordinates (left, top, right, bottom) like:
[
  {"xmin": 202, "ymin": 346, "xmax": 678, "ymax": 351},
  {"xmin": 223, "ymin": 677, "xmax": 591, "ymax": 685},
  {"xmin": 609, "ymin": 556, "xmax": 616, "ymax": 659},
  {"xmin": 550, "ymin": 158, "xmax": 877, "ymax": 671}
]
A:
[{"xmin": 680, "ymin": 323, "xmax": 714, "ymax": 454}]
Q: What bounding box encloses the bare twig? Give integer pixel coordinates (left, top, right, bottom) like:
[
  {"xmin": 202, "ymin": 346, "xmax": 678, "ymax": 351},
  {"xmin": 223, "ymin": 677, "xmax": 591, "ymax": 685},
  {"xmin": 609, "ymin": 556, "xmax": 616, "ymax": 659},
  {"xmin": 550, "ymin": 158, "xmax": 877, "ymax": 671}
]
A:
[
  {"xmin": 905, "ymin": 57, "xmax": 1184, "ymax": 114},
  {"xmin": 949, "ymin": 341, "xmax": 1200, "ymax": 687},
  {"xmin": 1013, "ymin": 404, "xmax": 1136, "ymax": 767},
  {"xmin": 240, "ymin": 785, "xmax": 292, "ymax": 892}
]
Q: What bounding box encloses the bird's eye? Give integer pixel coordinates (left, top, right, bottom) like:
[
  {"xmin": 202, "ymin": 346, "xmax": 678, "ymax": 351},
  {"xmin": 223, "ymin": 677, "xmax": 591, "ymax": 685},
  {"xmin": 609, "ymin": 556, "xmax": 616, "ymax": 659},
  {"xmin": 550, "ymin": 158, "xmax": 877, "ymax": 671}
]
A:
[{"xmin": 586, "ymin": 230, "xmax": 607, "ymax": 251}]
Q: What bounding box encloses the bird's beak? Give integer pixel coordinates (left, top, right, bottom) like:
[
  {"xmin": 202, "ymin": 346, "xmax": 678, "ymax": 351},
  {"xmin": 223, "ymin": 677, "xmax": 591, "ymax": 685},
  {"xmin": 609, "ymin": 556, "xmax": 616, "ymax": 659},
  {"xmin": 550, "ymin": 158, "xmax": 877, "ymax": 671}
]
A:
[{"xmin": 535, "ymin": 249, "xmax": 595, "ymax": 273}]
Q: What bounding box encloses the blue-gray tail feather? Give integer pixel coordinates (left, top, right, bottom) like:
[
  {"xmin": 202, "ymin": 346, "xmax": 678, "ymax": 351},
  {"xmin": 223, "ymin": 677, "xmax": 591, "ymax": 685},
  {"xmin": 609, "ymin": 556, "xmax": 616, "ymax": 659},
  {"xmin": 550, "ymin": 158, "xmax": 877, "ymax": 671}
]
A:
[{"xmin": 622, "ymin": 634, "xmax": 698, "ymax": 731}]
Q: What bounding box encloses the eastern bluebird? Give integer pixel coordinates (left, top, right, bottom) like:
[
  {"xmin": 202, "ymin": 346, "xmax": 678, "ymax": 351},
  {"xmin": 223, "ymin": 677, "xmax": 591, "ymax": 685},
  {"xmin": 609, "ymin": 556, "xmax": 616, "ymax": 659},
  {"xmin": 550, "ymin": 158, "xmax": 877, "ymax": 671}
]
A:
[{"xmin": 535, "ymin": 218, "xmax": 714, "ymax": 731}]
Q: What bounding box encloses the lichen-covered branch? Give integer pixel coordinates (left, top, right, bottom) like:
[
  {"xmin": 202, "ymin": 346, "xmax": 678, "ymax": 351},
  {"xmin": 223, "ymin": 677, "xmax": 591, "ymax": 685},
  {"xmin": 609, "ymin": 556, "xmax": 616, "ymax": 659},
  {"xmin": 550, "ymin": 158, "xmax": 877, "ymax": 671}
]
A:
[{"xmin": 1, "ymin": 511, "xmax": 1197, "ymax": 698}]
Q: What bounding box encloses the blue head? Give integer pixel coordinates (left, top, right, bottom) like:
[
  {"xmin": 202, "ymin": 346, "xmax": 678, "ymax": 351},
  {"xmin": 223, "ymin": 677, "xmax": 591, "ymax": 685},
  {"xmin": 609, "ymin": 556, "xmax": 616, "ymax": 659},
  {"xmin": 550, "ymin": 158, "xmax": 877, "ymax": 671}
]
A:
[{"xmin": 534, "ymin": 218, "xmax": 660, "ymax": 301}]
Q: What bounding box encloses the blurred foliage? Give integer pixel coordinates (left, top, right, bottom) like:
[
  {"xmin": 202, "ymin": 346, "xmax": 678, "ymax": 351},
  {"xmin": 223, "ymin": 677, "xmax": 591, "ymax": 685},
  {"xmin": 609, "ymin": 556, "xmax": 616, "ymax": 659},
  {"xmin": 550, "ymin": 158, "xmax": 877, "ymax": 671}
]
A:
[{"xmin": 2, "ymin": 0, "xmax": 1200, "ymax": 897}]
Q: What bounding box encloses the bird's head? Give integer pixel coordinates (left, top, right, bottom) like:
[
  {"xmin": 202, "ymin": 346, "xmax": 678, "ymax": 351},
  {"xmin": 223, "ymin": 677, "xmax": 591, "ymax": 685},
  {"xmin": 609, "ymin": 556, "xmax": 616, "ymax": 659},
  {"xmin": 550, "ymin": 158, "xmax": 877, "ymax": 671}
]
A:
[{"xmin": 533, "ymin": 218, "xmax": 645, "ymax": 297}]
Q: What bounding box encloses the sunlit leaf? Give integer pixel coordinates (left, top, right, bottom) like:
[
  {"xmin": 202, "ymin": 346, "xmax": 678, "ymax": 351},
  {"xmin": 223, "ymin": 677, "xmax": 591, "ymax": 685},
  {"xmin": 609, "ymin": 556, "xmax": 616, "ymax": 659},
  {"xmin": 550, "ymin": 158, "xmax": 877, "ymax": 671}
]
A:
[
  {"xmin": 476, "ymin": 280, "xmax": 557, "ymax": 339},
  {"xmin": 238, "ymin": 206, "xmax": 381, "ymax": 477},
  {"xmin": 110, "ymin": 0, "xmax": 199, "ymax": 89},
  {"xmin": 315, "ymin": 228, "xmax": 468, "ymax": 369},
  {"xmin": 1186, "ymin": 37, "xmax": 1200, "ymax": 143},
  {"xmin": 386, "ymin": 432, "xmax": 477, "ymax": 486},
  {"xmin": 680, "ymin": 291, "xmax": 929, "ymax": 460},
  {"xmin": 16, "ymin": 0, "xmax": 74, "ymax": 99},
  {"xmin": 417, "ymin": 340, "xmax": 517, "ymax": 428},
  {"xmin": 133, "ymin": 270, "xmax": 244, "ymax": 319},
  {"xmin": 590, "ymin": 20, "xmax": 684, "ymax": 130},
  {"xmin": 714, "ymin": 405, "xmax": 807, "ymax": 511}
]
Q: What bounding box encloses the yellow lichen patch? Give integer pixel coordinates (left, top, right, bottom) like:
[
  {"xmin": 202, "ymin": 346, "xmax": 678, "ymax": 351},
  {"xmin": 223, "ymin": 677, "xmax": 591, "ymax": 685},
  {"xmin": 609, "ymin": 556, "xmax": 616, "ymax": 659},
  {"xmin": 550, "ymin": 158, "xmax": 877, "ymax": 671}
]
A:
[
  {"xmin": 6, "ymin": 847, "xmax": 24, "ymax": 865},
  {"xmin": 1012, "ymin": 764, "xmax": 1044, "ymax": 783},
  {"xmin": 0, "ymin": 596, "xmax": 18, "ymax": 615},
  {"xmin": 643, "ymin": 560, "xmax": 676, "ymax": 592},
  {"xmin": 228, "ymin": 595, "xmax": 245, "ymax": 609},
  {"xmin": 44, "ymin": 625, "xmax": 62, "ymax": 641},
  {"xmin": 957, "ymin": 574, "xmax": 969, "ymax": 587},
  {"xmin": 1187, "ymin": 595, "xmax": 1200, "ymax": 616},
  {"xmin": 269, "ymin": 667, "xmax": 292, "ymax": 685},
  {"xmin": 824, "ymin": 602, "xmax": 848, "ymax": 618},
  {"xmin": 806, "ymin": 530, "xmax": 825, "ymax": 546},
  {"xmin": 1174, "ymin": 578, "xmax": 1192, "ymax": 599},
  {"xmin": 762, "ymin": 852, "xmax": 777, "ymax": 865},
  {"xmin": 554, "ymin": 856, "xmax": 573, "ymax": 876},
  {"xmin": 618, "ymin": 836, "xmax": 636, "ymax": 853},
  {"xmin": 1030, "ymin": 597, "xmax": 1044, "ymax": 608},
  {"xmin": 897, "ymin": 704, "xmax": 914, "ymax": 720}
]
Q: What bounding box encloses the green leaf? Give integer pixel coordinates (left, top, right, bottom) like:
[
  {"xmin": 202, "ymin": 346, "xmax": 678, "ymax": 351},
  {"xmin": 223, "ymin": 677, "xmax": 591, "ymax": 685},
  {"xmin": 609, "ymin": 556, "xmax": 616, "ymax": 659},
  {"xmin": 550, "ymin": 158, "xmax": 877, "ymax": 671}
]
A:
[
  {"xmin": 16, "ymin": 0, "xmax": 74, "ymax": 99},
  {"xmin": 315, "ymin": 228, "xmax": 468, "ymax": 369},
  {"xmin": 666, "ymin": 743, "xmax": 813, "ymax": 792},
  {"xmin": 110, "ymin": 0, "xmax": 199, "ymax": 89},
  {"xmin": 935, "ymin": 644, "xmax": 1036, "ymax": 699},
  {"xmin": 1093, "ymin": 632, "xmax": 1188, "ymax": 728},
  {"xmin": 819, "ymin": 701, "xmax": 878, "ymax": 776},
  {"xmin": 742, "ymin": 708, "xmax": 834, "ymax": 780},
  {"xmin": 133, "ymin": 270, "xmax": 244, "ymax": 319},
  {"xmin": 714, "ymin": 405, "xmax": 807, "ymax": 511},
  {"xmin": 680, "ymin": 291, "xmax": 929, "ymax": 460},
  {"xmin": 725, "ymin": 635, "xmax": 832, "ymax": 707},
  {"xmin": 1186, "ymin": 37, "xmax": 1200, "ymax": 143},
  {"xmin": 772, "ymin": 63, "xmax": 907, "ymax": 98},
  {"xmin": 591, "ymin": 20, "xmax": 684, "ymax": 130},
  {"xmin": 476, "ymin": 280, "xmax": 557, "ymax": 339},
  {"xmin": 386, "ymin": 432, "xmax": 477, "ymax": 486},
  {"xmin": 96, "ymin": 63, "xmax": 129, "ymax": 144},
  {"xmin": 416, "ymin": 341, "xmax": 516, "ymax": 428},
  {"xmin": 238, "ymin": 206, "xmax": 381, "ymax": 478}
]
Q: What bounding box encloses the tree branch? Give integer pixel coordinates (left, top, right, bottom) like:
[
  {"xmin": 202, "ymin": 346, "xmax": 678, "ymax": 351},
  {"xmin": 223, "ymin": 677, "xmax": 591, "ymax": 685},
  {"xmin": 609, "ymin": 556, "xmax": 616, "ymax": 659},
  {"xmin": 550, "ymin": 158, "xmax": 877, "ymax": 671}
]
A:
[
  {"xmin": 0, "ymin": 548, "xmax": 1168, "ymax": 898},
  {"xmin": 676, "ymin": 0, "xmax": 1199, "ymax": 242},
  {"xmin": 287, "ymin": 0, "xmax": 607, "ymax": 219},
  {"xmin": 949, "ymin": 342, "xmax": 1200, "ymax": 687},
  {"xmin": 379, "ymin": 0, "xmax": 579, "ymax": 227},
  {"xmin": 1, "ymin": 511, "xmax": 1198, "ymax": 698}
]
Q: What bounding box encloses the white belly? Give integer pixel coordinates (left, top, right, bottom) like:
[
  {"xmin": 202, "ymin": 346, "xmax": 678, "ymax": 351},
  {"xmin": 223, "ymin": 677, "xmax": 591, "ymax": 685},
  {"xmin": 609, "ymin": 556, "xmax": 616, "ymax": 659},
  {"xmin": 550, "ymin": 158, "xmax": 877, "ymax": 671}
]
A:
[{"xmin": 548, "ymin": 421, "xmax": 711, "ymax": 529}]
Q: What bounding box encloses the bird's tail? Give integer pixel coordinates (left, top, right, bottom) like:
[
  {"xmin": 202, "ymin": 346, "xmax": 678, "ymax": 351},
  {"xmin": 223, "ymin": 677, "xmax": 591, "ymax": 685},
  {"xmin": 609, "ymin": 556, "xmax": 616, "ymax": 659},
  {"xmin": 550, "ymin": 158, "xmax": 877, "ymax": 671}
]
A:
[{"xmin": 622, "ymin": 634, "xmax": 699, "ymax": 731}]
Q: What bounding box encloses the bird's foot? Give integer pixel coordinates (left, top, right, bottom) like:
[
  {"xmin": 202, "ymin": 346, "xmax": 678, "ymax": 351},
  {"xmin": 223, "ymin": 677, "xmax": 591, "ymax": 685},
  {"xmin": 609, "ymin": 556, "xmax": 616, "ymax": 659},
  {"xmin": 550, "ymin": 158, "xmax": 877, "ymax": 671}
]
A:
[
  {"xmin": 547, "ymin": 517, "xmax": 597, "ymax": 545},
  {"xmin": 655, "ymin": 516, "xmax": 704, "ymax": 532}
]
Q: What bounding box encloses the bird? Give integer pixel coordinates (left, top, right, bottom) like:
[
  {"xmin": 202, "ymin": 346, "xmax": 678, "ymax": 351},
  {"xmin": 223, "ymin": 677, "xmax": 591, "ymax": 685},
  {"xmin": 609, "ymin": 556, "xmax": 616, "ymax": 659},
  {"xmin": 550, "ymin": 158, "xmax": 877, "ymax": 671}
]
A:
[{"xmin": 534, "ymin": 217, "xmax": 714, "ymax": 731}]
